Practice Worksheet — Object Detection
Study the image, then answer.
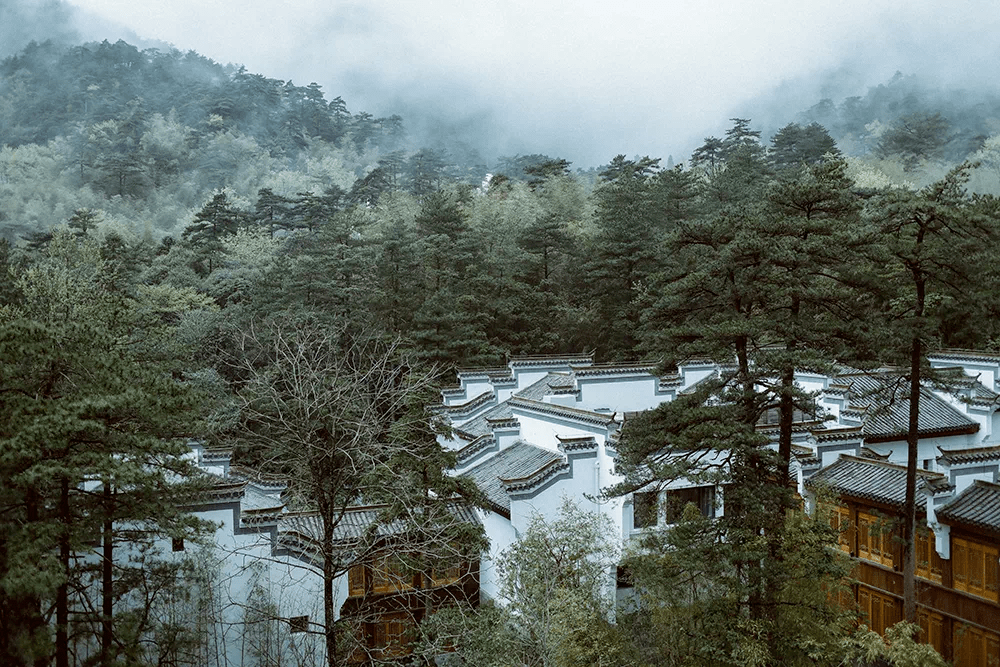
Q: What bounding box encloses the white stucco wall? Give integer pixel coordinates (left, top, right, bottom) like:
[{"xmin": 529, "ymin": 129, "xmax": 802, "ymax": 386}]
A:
[
  {"xmin": 513, "ymin": 411, "xmax": 606, "ymax": 454},
  {"xmin": 576, "ymin": 375, "xmax": 664, "ymax": 413},
  {"xmin": 863, "ymin": 432, "xmax": 980, "ymax": 470},
  {"xmin": 476, "ymin": 509, "xmax": 518, "ymax": 602}
]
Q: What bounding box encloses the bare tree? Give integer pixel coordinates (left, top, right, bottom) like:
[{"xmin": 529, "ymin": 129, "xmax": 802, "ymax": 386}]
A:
[{"xmin": 225, "ymin": 321, "xmax": 483, "ymax": 666}]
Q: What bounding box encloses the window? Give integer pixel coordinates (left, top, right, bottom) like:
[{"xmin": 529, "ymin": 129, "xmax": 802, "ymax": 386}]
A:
[
  {"xmin": 952, "ymin": 536, "xmax": 999, "ymax": 602},
  {"xmin": 953, "ymin": 622, "xmax": 1000, "ymax": 667},
  {"xmin": 664, "ymin": 486, "xmax": 715, "ymax": 523},
  {"xmin": 857, "ymin": 586, "xmax": 900, "ymax": 635},
  {"xmin": 288, "ymin": 615, "xmax": 309, "ymax": 634},
  {"xmin": 633, "ymin": 491, "xmax": 658, "ymax": 529},
  {"xmin": 915, "ymin": 528, "xmax": 943, "ymax": 584},
  {"xmin": 917, "ymin": 609, "xmax": 945, "ymax": 657},
  {"xmin": 371, "ymin": 555, "xmax": 415, "ymax": 594},
  {"xmin": 828, "ymin": 505, "xmax": 852, "ymax": 554},
  {"xmin": 857, "ymin": 512, "xmax": 894, "ymax": 567},
  {"xmin": 426, "ymin": 563, "xmax": 462, "ymax": 588},
  {"xmin": 373, "ymin": 613, "xmax": 411, "ymax": 658},
  {"xmin": 348, "ymin": 565, "xmax": 365, "ymax": 597},
  {"xmin": 171, "ymin": 537, "xmax": 184, "ymax": 552}
]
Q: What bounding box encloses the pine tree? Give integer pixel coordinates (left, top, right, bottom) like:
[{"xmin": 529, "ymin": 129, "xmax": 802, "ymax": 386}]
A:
[
  {"xmin": 864, "ymin": 163, "xmax": 998, "ymax": 624},
  {"xmin": 182, "ymin": 192, "xmax": 244, "ymax": 275},
  {"xmin": 0, "ymin": 231, "xmax": 210, "ymax": 667}
]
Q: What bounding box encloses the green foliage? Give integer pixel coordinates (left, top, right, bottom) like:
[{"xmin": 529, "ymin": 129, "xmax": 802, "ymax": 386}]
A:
[
  {"xmin": 769, "ymin": 122, "xmax": 841, "ymax": 172},
  {"xmin": 0, "ymin": 230, "xmax": 214, "ymax": 666},
  {"xmin": 876, "ymin": 112, "xmax": 951, "ymax": 171},
  {"xmin": 415, "ymin": 499, "xmax": 627, "ymax": 667}
]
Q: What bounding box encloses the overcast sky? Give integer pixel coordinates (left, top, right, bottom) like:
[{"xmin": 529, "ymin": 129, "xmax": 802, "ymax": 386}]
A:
[{"xmin": 11, "ymin": 0, "xmax": 1000, "ymax": 166}]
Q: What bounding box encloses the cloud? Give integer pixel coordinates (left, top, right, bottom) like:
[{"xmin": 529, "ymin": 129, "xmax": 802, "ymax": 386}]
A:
[{"xmin": 30, "ymin": 0, "xmax": 1000, "ymax": 166}]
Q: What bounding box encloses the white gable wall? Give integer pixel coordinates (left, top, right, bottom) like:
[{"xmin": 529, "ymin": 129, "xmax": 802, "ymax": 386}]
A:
[
  {"xmin": 513, "ymin": 410, "xmax": 608, "ymax": 455},
  {"xmin": 576, "ymin": 375, "xmax": 666, "ymax": 413},
  {"xmin": 864, "ymin": 432, "xmax": 980, "ymax": 471}
]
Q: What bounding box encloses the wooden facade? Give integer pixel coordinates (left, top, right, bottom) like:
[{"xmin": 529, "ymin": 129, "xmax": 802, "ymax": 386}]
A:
[
  {"xmin": 826, "ymin": 496, "xmax": 1000, "ymax": 665},
  {"xmin": 340, "ymin": 552, "xmax": 480, "ymax": 664}
]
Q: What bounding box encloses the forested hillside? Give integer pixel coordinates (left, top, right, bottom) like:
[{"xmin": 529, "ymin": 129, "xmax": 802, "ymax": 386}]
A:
[
  {"xmin": 4, "ymin": 37, "xmax": 1000, "ymax": 367},
  {"xmin": 3, "ymin": 35, "xmax": 999, "ymax": 666}
]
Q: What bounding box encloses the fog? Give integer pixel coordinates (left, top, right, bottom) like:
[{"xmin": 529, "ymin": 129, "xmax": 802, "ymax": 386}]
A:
[{"xmin": 7, "ymin": 0, "xmax": 1000, "ymax": 167}]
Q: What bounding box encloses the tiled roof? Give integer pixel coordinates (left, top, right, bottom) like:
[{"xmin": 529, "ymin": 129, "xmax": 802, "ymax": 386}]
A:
[
  {"xmin": 461, "ymin": 442, "xmax": 562, "ymax": 515},
  {"xmin": 812, "ymin": 425, "xmax": 865, "ymax": 442},
  {"xmin": 937, "ymin": 444, "xmax": 1000, "ymax": 466},
  {"xmin": 507, "ymin": 396, "xmax": 618, "ymax": 427},
  {"xmin": 839, "ymin": 373, "xmax": 978, "ymax": 441},
  {"xmin": 201, "ymin": 449, "xmax": 232, "ymax": 464},
  {"xmin": 508, "ymin": 354, "xmax": 593, "ymax": 367},
  {"xmin": 515, "ymin": 373, "xmax": 566, "ymax": 401},
  {"xmin": 570, "ymin": 362, "xmax": 659, "ymax": 377},
  {"xmin": 806, "ymin": 455, "xmax": 947, "ymax": 509},
  {"xmin": 936, "ymin": 480, "xmax": 1000, "ymax": 532},
  {"xmin": 457, "ymin": 403, "xmax": 514, "ymax": 439},
  {"xmin": 278, "ymin": 503, "xmax": 481, "ymax": 545},
  {"xmin": 456, "ymin": 367, "xmax": 510, "ymax": 379},
  {"xmin": 455, "ymin": 435, "xmax": 498, "ymax": 466},
  {"xmin": 240, "ymin": 484, "xmax": 285, "ymax": 513},
  {"xmin": 929, "ymin": 349, "xmax": 1000, "ymax": 363},
  {"xmin": 228, "ymin": 465, "xmax": 289, "ymax": 491},
  {"xmin": 438, "ymin": 391, "xmax": 495, "ymax": 417}
]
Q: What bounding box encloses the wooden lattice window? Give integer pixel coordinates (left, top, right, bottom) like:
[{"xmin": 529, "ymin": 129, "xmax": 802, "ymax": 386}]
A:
[
  {"xmin": 371, "ymin": 555, "xmax": 414, "ymax": 594},
  {"xmin": 915, "ymin": 528, "xmax": 943, "ymax": 584},
  {"xmin": 857, "ymin": 512, "xmax": 894, "ymax": 567},
  {"xmin": 373, "ymin": 613, "xmax": 411, "ymax": 658},
  {"xmin": 427, "ymin": 563, "xmax": 463, "ymax": 588},
  {"xmin": 953, "ymin": 622, "xmax": 1000, "ymax": 667},
  {"xmin": 917, "ymin": 609, "xmax": 945, "ymax": 657},
  {"xmin": 348, "ymin": 565, "xmax": 365, "ymax": 597},
  {"xmin": 829, "ymin": 505, "xmax": 852, "ymax": 554},
  {"xmin": 953, "ymin": 536, "xmax": 999, "ymax": 602},
  {"xmin": 857, "ymin": 586, "xmax": 900, "ymax": 635}
]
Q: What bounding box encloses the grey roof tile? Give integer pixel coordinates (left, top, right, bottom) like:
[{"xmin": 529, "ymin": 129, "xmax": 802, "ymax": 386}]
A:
[
  {"xmin": 806, "ymin": 455, "xmax": 947, "ymax": 509},
  {"xmin": 839, "ymin": 373, "xmax": 978, "ymax": 440},
  {"xmin": 461, "ymin": 441, "xmax": 562, "ymax": 514},
  {"xmin": 456, "ymin": 403, "xmax": 514, "ymax": 439},
  {"xmin": 514, "ymin": 373, "xmax": 565, "ymax": 401},
  {"xmin": 937, "ymin": 444, "xmax": 1000, "ymax": 466},
  {"xmin": 936, "ymin": 480, "xmax": 1000, "ymax": 532},
  {"xmin": 278, "ymin": 503, "xmax": 481, "ymax": 545}
]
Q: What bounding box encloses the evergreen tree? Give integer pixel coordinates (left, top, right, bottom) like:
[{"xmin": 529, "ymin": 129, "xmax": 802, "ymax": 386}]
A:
[
  {"xmin": 583, "ymin": 155, "xmax": 666, "ymax": 358},
  {"xmin": 877, "ymin": 111, "xmax": 951, "ymax": 171},
  {"xmin": 768, "ymin": 122, "xmax": 841, "ymax": 173},
  {"xmin": 253, "ymin": 187, "xmax": 294, "ymax": 237},
  {"xmin": 0, "ymin": 231, "xmax": 211, "ymax": 667},
  {"xmin": 182, "ymin": 192, "xmax": 244, "ymax": 275},
  {"xmin": 863, "ymin": 163, "xmax": 998, "ymax": 623}
]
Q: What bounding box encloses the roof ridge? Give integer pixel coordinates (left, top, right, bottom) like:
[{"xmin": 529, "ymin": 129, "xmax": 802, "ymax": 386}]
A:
[{"xmin": 835, "ymin": 454, "xmax": 946, "ymax": 480}]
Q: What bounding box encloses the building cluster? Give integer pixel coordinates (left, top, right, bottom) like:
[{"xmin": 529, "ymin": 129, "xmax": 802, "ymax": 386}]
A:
[{"xmin": 183, "ymin": 351, "xmax": 1000, "ymax": 665}]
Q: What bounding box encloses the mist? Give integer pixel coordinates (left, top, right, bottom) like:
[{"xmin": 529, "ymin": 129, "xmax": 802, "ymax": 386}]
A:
[{"xmin": 10, "ymin": 0, "xmax": 1000, "ymax": 168}]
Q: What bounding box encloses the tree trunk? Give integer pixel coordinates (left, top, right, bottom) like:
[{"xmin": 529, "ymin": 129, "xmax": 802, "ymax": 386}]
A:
[
  {"xmin": 323, "ymin": 528, "xmax": 338, "ymax": 667},
  {"xmin": 56, "ymin": 478, "xmax": 70, "ymax": 667},
  {"xmin": 102, "ymin": 484, "xmax": 114, "ymax": 667},
  {"xmin": 902, "ymin": 269, "xmax": 926, "ymax": 626},
  {"xmin": 903, "ymin": 334, "xmax": 921, "ymax": 625}
]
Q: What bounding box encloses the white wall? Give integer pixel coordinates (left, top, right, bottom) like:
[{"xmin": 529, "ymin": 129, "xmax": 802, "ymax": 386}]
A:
[
  {"xmin": 513, "ymin": 411, "xmax": 605, "ymax": 454},
  {"xmin": 863, "ymin": 432, "xmax": 979, "ymax": 470},
  {"xmin": 576, "ymin": 375, "xmax": 665, "ymax": 413},
  {"xmin": 476, "ymin": 509, "xmax": 518, "ymax": 602}
]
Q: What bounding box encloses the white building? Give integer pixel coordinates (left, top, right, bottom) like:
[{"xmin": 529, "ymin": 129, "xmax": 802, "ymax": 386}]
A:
[{"xmin": 436, "ymin": 352, "xmax": 1000, "ymax": 602}]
